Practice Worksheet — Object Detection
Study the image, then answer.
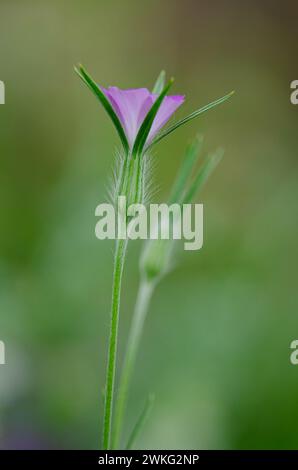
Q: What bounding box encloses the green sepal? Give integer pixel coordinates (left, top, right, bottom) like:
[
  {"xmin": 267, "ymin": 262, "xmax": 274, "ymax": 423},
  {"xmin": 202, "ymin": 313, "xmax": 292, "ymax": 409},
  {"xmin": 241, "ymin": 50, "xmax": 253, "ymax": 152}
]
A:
[
  {"xmin": 132, "ymin": 78, "xmax": 174, "ymax": 159},
  {"xmin": 149, "ymin": 91, "xmax": 235, "ymax": 149},
  {"xmin": 183, "ymin": 148, "xmax": 224, "ymax": 203},
  {"xmin": 152, "ymin": 70, "xmax": 166, "ymax": 94},
  {"xmin": 75, "ymin": 64, "xmax": 129, "ymax": 154},
  {"xmin": 126, "ymin": 394, "xmax": 155, "ymax": 450},
  {"xmin": 169, "ymin": 134, "xmax": 204, "ymax": 204}
]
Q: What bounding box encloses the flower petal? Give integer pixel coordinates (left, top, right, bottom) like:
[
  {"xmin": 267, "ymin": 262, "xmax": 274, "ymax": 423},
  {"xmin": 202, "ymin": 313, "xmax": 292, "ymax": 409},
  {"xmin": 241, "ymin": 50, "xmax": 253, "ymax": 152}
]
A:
[
  {"xmin": 102, "ymin": 87, "xmax": 152, "ymax": 147},
  {"xmin": 147, "ymin": 95, "xmax": 185, "ymax": 144},
  {"xmin": 102, "ymin": 86, "xmax": 184, "ymax": 149}
]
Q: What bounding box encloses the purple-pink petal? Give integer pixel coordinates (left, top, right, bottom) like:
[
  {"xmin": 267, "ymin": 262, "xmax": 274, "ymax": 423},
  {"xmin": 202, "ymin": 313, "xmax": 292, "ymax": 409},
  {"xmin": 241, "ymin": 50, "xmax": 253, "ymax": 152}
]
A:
[
  {"xmin": 102, "ymin": 86, "xmax": 184, "ymax": 149},
  {"xmin": 147, "ymin": 95, "xmax": 185, "ymax": 144}
]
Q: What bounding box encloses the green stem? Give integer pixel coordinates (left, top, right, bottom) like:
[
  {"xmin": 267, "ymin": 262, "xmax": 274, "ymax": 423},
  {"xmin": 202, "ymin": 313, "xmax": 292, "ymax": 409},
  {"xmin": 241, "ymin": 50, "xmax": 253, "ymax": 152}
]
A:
[
  {"xmin": 102, "ymin": 238, "xmax": 128, "ymax": 450},
  {"xmin": 112, "ymin": 278, "xmax": 154, "ymax": 449}
]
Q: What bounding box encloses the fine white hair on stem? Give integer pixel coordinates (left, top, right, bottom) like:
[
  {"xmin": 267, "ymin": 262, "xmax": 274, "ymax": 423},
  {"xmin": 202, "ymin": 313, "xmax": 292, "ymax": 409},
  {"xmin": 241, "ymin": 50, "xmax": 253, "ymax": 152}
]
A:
[
  {"xmin": 106, "ymin": 148, "xmax": 159, "ymax": 207},
  {"xmin": 106, "ymin": 148, "xmax": 125, "ymax": 206},
  {"xmin": 142, "ymin": 152, "xmax": 159, "ymax": 204}
]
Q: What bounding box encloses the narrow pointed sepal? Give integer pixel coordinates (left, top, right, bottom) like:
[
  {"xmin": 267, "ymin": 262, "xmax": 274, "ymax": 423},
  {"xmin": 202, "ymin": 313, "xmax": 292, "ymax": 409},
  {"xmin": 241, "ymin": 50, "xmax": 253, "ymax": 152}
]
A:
[
  {"xmin": 149, "ymin": 91, "xmax": 235, "ymax": 149},
  {"xmin": 74, "ymin": 64, "xmax": 130, "ymax": 154}
]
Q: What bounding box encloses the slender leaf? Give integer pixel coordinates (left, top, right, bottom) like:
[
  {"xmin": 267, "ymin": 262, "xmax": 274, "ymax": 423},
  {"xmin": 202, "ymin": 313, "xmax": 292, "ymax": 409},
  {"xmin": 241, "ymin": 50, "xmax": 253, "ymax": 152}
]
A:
[
  {"xmin": 132, "ymin": 79, "xmax": 174, "ymax": 158},
  {"xmin": 183, "ymin": 148, "xmax": 224, "ymax": 203},
  {"xmin": 169, "ymin": 134, "xmax": 204, "ymax": 204},
  {"xmin": 74, "ymin": 64, "xmax": 129, "ymax": 153},
  {"xmin": 148, "ymin": 91, "xmax": 235, "ymax": 149},
  {"xmin": 126, "ymin": 394, "xmax": 155, "ymax": 450},
  {"xmin": 152, "ymin": 70, "xmax": 166, "ymax": 94}
]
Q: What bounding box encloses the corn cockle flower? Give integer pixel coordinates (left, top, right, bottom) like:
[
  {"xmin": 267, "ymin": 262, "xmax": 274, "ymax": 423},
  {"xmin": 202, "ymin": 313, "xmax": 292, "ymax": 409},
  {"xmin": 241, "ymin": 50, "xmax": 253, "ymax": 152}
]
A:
[
  {"xmin": 75, "ymin": 65, "xmax": 232, "ymax": 207},
  {"xmin": 75, "ymin": 65, "xmax": 233, "ymax": 450},
  {"xmin": 75, "ymin": 65, "xmax": 233, "ymax": 162},
  {"xmin": 75, "ymin": 67, "xmax": 183, "ymax": 209},
  {"xmin": 101, "ymin": 87, "xmax": 185, "ymax": 149}
]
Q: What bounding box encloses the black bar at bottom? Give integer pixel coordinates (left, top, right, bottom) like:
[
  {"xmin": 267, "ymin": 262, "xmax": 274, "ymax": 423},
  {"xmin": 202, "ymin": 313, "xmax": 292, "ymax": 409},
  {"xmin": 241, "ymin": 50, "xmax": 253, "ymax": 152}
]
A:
[{"xmin": 0, "ymin": 450, "xmax": 297, "ymax": 466}]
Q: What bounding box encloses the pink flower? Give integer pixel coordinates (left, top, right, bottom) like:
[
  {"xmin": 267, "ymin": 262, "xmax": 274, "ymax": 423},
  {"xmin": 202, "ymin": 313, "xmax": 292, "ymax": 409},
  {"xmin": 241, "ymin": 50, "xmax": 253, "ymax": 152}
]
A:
[{"xmin": 102, "ymin": 87, "xmax": 184, "ymax": 149}]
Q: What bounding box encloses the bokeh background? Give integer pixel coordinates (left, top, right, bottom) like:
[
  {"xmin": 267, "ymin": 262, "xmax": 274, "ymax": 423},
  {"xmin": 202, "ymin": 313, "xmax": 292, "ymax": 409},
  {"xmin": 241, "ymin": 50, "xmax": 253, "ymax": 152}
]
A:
[{"xmin": 0, "ymin": 0, "xmax": 298, "ymax": 450}]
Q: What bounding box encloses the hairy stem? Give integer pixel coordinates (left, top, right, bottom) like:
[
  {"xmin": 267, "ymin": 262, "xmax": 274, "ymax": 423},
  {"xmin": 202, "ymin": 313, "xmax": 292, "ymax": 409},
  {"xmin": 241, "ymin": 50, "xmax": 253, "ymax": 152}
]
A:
[
  {"xmin": 102, "ymin": 238, "xmax": 128, "ymax": 450},
  {"xmin": 112, "ymin": 278, "xmax": 154, "ymax": 449}
]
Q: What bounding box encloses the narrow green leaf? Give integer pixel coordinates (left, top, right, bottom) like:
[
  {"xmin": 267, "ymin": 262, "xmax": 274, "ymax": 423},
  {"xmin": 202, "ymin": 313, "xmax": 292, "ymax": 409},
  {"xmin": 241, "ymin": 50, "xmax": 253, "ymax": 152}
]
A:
[
  {"xmin": 149, "ymin": 91, "xmax": 235, "ymax": 149},
  {"xmin": 183, "ymin": 148, "xmax": 224, "ymax": 203},
  {"xmin": 169, "ymin": 134, "xmax": 204, "ymax": 204},
  {"xmin": 152, "ymin": 70, "xmax": 166, "ymax": 94},
  {"xmin": 126, "ymin": 394, "xmax": 155, "ymax": 450},
  {"xmin": 132, "ymin": 79, "xmax": 174, "ymax": 158},
  {"xmin": 74, "ymin": 64, "xmax": 129, "ymax": 153}
]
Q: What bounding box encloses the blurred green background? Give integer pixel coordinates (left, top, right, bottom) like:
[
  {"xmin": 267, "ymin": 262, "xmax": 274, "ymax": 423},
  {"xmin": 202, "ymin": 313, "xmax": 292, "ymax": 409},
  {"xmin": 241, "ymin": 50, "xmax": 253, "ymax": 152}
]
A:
[{"xmin": 0, "ymin": 0, "xmax": 298, "ymax": 450}]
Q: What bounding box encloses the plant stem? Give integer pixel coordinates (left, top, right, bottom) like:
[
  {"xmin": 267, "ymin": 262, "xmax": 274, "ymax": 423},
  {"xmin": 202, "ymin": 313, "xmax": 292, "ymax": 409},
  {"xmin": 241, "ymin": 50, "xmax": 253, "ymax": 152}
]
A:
[
  {"xmin": 102, "ymin": 238, "xmax": 128, "ymax": 450},
  {"xmin": 112, "ymin": 278, "xmax": 154, "ymax": 449}
]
